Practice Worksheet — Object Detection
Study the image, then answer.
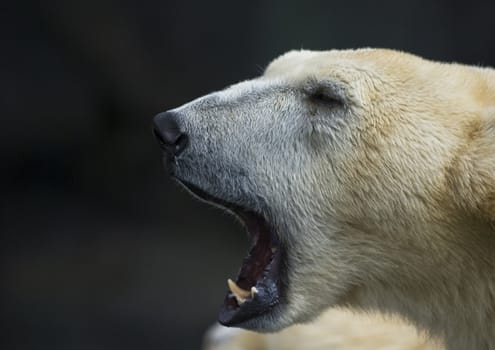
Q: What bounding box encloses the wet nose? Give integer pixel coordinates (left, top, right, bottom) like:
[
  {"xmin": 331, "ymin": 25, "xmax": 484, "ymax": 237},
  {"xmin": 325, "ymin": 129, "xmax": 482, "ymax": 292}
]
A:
[{"xmin": 152, "ymin": 111, "xmax": 189, "ymax": 156}]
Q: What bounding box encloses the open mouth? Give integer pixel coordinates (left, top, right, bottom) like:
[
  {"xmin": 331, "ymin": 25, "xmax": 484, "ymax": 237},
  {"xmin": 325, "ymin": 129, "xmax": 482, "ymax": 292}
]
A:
[{"xmin": 177, "ymin": 180, "xmax": 283, "ymax": 327}]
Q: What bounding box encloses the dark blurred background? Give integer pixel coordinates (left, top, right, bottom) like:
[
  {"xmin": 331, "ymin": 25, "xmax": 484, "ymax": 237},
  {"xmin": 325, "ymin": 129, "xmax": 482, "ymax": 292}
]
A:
[{"xmin": 2, "ymin": 0, "xmax": 495, "ymax": 349}]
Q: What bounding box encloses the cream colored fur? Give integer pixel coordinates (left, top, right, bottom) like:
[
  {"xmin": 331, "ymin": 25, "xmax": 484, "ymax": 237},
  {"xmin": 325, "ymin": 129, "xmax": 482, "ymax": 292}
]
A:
[
  {"xmin": 264, "ymin": 49, "xmax": 495, "ymax": 349},
  {"xmin": 169, "ymin": 49, "xmax": 495, "ymax": 349},
  {"xmin": 203, "ymin": 309, "xmax": 442, "ymax": 350}
]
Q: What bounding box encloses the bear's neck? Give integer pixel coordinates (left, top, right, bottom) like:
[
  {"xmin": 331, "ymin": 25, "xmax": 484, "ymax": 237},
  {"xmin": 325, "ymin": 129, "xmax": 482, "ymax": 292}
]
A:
[{"xmin": 347, "ymin": 223, "xmax": 495, "ymax": 350}]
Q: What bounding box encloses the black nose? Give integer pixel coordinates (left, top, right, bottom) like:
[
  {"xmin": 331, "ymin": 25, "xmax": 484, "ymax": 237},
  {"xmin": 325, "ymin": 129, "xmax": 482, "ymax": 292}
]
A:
[{"xmin": 152, "ymin": 111, "xmax": 188, "ymax": 156}]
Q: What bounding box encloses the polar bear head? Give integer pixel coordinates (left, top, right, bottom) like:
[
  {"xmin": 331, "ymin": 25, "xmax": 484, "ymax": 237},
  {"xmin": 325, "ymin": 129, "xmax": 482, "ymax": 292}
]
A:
[{"xmin": 153, "ymin": 49, "xmax": 495, "ymax": 335}]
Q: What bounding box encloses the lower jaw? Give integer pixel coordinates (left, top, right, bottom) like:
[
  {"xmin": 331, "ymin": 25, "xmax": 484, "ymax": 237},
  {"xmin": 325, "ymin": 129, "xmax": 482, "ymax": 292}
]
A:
[
  {"xmin": 219, "ymin": 249, "xmax": 283, "ymax": 327},
  {"xmin": 172, "ymin": 178, "xmax": 286, "ymax": 328},
  {"xmin": 219, "ymin": 304, "xmax": 284, "ymax": 331}
]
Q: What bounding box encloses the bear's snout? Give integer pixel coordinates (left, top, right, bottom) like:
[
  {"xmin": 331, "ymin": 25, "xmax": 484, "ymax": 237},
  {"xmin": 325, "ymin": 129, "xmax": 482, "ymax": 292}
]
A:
[{"xmin": 152, "ymin": 111, "xmax": 189, "ymax": 158}]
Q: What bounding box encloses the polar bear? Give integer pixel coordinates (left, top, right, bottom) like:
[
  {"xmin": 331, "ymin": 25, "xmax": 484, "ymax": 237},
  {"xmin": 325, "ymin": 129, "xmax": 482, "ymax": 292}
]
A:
[{"xmin": 152, "ymin": 49, "xmax": 495, "ymax": 350}]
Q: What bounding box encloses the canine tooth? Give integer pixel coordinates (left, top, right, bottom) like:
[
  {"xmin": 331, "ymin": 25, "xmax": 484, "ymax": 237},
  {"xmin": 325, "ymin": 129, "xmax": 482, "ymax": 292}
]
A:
[
  {"xmin": 250, "ymin": 286, "xmax": 258, "ymax": 298},
  {"xmin": 228, "ymin": 278, "xmax": 251, "ymax": 304},
  {"xmin": 234, "ymin": 295, "xmax": 246, "ymax": 305}
]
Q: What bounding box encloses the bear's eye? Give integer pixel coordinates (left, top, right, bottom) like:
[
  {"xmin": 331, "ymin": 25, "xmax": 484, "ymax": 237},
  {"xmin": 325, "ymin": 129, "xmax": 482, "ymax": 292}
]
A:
[{"xmin": 308, "ymin": 90, "xmax": 343, "ymax": 107}]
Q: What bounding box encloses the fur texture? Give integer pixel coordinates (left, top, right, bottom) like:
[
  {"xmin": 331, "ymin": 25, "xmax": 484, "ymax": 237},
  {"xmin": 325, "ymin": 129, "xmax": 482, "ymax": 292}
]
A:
[
  {"xmin": 203, "ymin": 309, "xmax": 442, "ymax": 350},
  {"xmin": 169, "ymin": 49, "xmax": 495, "ymax": 349}
]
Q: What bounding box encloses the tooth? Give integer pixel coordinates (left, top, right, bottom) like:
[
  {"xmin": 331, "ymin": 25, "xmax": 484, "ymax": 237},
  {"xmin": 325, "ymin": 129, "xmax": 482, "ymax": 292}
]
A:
[
  {"xmin": 228, "ymin": 279, "xmax": 250, "ymax": 304},
  {"xmin": 227, "ymin": 279, "xmax": 251, "ymax": 298},
  {"xmin": 250, "ymin": 286, "xmax": 258, "ymax": 298}
]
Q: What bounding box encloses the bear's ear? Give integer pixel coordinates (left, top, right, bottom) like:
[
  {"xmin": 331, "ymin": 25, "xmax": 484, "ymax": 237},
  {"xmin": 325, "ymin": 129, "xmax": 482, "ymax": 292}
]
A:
[{"xmin": 448, "ymin": 116, "xmax": 495, "ymax": 225}]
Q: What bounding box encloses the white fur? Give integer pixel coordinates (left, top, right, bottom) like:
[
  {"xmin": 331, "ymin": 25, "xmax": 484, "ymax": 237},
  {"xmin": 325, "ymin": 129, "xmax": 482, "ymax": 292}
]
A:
[
  {"xmin": 203, "ymin": 309, "xmax": 442, "ymax": 350},
  {"xmin": 171, "ymin": 49, "xmax": 495, "ymax": 349}
]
